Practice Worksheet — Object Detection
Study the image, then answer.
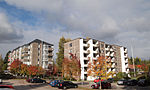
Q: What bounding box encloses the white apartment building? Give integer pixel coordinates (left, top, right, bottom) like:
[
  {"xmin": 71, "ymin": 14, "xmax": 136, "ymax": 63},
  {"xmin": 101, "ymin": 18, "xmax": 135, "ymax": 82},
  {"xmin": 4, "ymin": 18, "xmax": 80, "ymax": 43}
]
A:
[
  {"xmin": 64, "ymin": 38, "xmax": 129, "ymax": 81},
  {"xmin": 8, "ymin": 39, "xmax": 54, "ymax": 70}
]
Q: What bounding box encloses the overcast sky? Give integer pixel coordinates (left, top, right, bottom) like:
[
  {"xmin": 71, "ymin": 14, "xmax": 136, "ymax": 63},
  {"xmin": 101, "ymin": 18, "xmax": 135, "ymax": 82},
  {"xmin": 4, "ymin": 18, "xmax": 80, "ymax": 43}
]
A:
[{"xmin": 0, "ymin": 0, "xmax": 150, "ymax": 59}]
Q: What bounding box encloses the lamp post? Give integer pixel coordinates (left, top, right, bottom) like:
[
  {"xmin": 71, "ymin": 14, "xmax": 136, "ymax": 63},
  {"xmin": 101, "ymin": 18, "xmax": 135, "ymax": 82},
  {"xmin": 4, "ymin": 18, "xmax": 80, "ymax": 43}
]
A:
[{"xmin": 131, "ymin": 45, "xmax": 136, "ymax": 77}]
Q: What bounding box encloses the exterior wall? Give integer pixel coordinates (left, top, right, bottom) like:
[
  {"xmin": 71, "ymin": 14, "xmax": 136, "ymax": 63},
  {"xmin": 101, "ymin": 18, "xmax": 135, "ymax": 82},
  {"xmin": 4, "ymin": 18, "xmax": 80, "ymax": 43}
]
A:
[
  {"xmin": 120, "ymin": 47, "xmax": 129, "ymax": 73},
  {"xmin": 31, "ymin": 42, "xmax": 38, "ymax": 66},
  {"xmin": 114, "ymin": 45, "xmax": 122, "ymax": 73},
  {"xmin": 64, "ymin": 38, "xmax": 80, "ymax": 59}
]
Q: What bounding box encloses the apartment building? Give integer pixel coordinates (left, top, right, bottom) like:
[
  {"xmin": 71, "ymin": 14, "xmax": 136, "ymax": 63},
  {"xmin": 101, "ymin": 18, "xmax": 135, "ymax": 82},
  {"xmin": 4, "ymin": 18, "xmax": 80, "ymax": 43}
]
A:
[
  {"xmin": 64, "ymin": 38, "xmax": 129, "ymax": 80},
  {"xmin": 8, "ymin": 39, "xmax": 54, "ymax": 70}
]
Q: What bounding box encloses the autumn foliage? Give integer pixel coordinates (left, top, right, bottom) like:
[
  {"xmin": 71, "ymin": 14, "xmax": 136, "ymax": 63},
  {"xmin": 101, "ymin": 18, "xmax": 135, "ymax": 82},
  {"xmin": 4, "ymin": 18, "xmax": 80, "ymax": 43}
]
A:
[
  {"xmin": 87, "ymin": 56, "xmax": 113, "ymax": 79},
  {"xmin": 62, "ymin": 53, "xmax": 81, "ymax": 80},
  {"xmin": 10, "ymin": 59, "xmax": 22, "ymax": 74},
  {"xmin": 10, "ymin": 59, "xmax": 46, "ymax": 77}
]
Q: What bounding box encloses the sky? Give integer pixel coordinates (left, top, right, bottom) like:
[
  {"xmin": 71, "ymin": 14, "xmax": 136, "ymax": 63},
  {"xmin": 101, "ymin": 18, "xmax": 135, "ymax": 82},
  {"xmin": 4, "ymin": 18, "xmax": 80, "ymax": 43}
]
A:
[{"xmin": 0, "ymin": 0, "xmax": 150, "ymax": 59}]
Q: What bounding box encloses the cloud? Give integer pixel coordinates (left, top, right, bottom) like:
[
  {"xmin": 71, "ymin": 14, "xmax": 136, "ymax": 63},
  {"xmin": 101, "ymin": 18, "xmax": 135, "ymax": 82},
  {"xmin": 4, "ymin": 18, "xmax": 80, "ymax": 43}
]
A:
[
  {"xmin": 0, "ymin": 12, "xmax": 23, "ymax": 43},
  {"xmin": 2, "ymin": 0, "xmax": 150, "ymax": 59}
]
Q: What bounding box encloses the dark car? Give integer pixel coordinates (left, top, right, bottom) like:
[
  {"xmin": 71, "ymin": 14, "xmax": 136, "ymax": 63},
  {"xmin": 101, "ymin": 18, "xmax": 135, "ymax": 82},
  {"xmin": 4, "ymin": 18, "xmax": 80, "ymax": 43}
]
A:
[
  {"xmin": 117, "ymin": 79, "xmax": 128, "ymax": 85},
  {"xmin": 58, "ymin": 81, "xmax": 78, "ymax": 89},
  {"xmin": 138, "ymin": 79, "xmax": 149, "ymax": 86},
  {"xmin": 127, "ymin": 79, "xmax": 138, "ymax": 86},
  {"xmin": 91, "ymin": 80, "xmax": 111, "ymax": 89},
  {"xmin": 30, "ymin": 78, "xmax": 46, "ymax": 83},
  {"xmin": 49, "ymin": 80, "xmax": 64, "ymax": 87},
  {"xmin": 0, "ymin": 85, "xmax": 14, "ymax": 89}
]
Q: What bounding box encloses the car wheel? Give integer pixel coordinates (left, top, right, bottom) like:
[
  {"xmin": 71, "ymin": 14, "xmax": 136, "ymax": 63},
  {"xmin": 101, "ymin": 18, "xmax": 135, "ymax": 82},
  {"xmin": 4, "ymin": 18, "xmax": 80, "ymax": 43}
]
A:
[
  {"xmin": 43, "ymin": 81, "xmax": 46, "ymax": 83},
  {"xmin": 92, "ymin": 86, "xmax": 95, "ymax": 89},
  {"xmin": 74, "ymin": 85, "xmax": 78, "ymax": 88},
  {"xmin": 63, "ymin": 86, "xmax": 67, "ymax": 89}
]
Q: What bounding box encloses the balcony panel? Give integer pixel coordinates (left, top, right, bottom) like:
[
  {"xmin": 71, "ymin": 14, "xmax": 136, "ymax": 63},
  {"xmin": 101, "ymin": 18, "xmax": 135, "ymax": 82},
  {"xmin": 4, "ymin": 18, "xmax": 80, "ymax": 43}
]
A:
[
  {"xmin": 48, "ymin": 53, "xmax": 53, "ymax": 56},
  {"xmin": 48, "ymin": 48, "xmax": 54, "ymax": 51}
]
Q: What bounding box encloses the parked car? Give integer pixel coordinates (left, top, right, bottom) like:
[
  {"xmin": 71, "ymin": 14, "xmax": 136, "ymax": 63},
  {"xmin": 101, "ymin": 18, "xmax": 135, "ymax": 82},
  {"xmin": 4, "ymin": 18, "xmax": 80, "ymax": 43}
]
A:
[
  {"xmin": 94, "ymin": 79, "xmax": 104, "ymax": 83},
  {"xmin": 127, "ymin": 79, "xmax": 138, "ymax": 86},
  {"xmin": 49, "ymin": 80, "xmax": 64, "ymax": 87},
  {"xmin": 58, "ymin": 81, "xmax": 78, "ymax": 89},
  {"xmin": 0, "ymin": 79, "xmax": 2, "ymax": 84},
  {"xmin": 107, "ymin": 78, "xmax": 114, "ymax": 83},
  {"xmin": 30, "ymin": 78, "xmax": 46, "ymax": 83},
  {"xmin": 0, "ymin": 85, "xmax": 14, "ymax": 89},
  {"xmin": 117, "ymin": 79, "xmax": 128, "ymax": 85},
  {"xmin": 91, "ymin": 80, "xmax": 111, "ymax": 89},
  {"xmin": 138, "ymin": 79, "xmax": 149, "ymax": 86},
  {"xmin": 26, "ymin": 78, "xmax": 32, "ymax": 83}
]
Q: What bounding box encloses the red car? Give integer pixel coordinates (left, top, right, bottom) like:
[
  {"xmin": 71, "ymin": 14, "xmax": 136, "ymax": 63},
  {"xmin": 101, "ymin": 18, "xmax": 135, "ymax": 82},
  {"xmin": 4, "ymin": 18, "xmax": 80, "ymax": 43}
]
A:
[
  {"xmin": 91, "ymin": 81, "xmax": 111, "ymax": 89},
  {"xmin": 0, "ymin": 85, "xmax": 14, "ymax": 89},
  {"xmin": 26, "ymin": 78, "xmax": 32, "ymax": 83},
  {"xmin": 94, "ymin": 79, "xmax": 104, "ymax": 83}
]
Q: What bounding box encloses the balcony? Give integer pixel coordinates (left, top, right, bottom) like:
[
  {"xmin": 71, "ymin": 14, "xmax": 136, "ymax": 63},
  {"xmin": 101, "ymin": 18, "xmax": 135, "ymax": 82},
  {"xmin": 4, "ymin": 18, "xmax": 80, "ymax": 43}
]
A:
[
  {"xmin": 84, "ymin": 71, "xmax": 87, "ymax": 74},
  {"xmin": 110, "ymin": 52, "xmax": 114, "ymax": 57},
  {"xmin": 48, "ymin": 53, "xmax": 53, "ymax": 57},
  {"xmin": 48, "ymin": 48, "xmax": 54, "ymax": 51},
  {"xmin": 124, "ymin": 54, "xmax": 128, "ymax": 57},
  {"xmin": 107, "ymin": 68, "xmax": 111, "ymax": 73},
  {"xmin": 83, "ymin": 56, "xmax": 89, "ymax": 60},
  {"xmin": 112, "ymin": 68, "xmax": 116, "ymax": 72},
  {"xmin": 93, "ymin": 43, "xmax": 99, "ymax": 47},
  {"xmin": 105, "ymin": 47, "xmax": 110, "ymax": 51},
  {"xmin": 111, "ymin": 63, "xmax": 116, "ymax": 68},
  {"xmin": 24, "ymin": 48, "xmax": 28, "ymax": 52},
  {"xmin": 93, "ymin": 55, "xmax": 99, "ymax": 60},
  {"xmin": 84, "ymin": 43, "xmax": 90, "ymax": 48},
  {"xmin": 93, "ymin": 48, "xmax": 99, "ymax": 53},
  {"xmin": 106, "ymin": 52, "xmax": 110, "ymax": 56},
  {"xmin": 23, "ymin": 59, "xmax": 29, "ymax": 62},
  {"xmin": 84, "ymin": 64, "xmax": 88, "ymax": 67},
  {"xmin": 111, "ymin": 58, "xmax": 115, "ymax": 62},
  {"xmin": 110, "ymin": 48, "xmax": 113, "ymax": 51},
  {"xmin": 125, "ymin": 64, "xmax": 128, "ymax": 68}
]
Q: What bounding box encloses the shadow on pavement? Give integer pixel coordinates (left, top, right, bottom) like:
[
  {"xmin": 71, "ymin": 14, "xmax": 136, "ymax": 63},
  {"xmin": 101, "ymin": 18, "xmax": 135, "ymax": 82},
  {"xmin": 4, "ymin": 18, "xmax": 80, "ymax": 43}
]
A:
[{"xmin": 14, "ymin": 83, "xmax": 49, "ymax": 90}]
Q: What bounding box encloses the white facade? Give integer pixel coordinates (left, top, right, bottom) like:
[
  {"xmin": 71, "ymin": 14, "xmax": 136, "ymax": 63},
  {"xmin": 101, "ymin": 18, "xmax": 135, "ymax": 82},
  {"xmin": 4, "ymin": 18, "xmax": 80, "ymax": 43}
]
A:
[{"xmin": 120, "ymin": 47, "xmax": 129, "ymax": 73}]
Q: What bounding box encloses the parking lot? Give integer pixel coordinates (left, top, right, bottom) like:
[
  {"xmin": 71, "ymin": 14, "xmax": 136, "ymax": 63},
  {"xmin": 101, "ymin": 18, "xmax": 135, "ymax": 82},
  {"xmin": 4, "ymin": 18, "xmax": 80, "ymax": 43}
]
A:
[{"xmin": 1, "ymin": 79, "xmax": 150, "ymax": 90}]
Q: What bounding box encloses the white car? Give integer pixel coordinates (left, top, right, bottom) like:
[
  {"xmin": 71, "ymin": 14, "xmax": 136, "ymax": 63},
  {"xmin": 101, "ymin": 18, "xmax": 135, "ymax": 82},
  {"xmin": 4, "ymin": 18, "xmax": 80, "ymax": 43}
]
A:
[
  {"xmin": 117, "ymin": 79, "xmax": 127, "ymax": 85},
  {"xmin": 0, "ymin": 79, "xmax": 2, "ymax": 84}
]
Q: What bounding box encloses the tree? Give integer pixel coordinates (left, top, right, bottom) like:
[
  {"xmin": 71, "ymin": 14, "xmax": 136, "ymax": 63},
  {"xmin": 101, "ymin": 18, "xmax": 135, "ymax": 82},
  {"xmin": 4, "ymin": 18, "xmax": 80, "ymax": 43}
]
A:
[
  {"xmin": 27, "ymin": 66, "xmax": 38, "ymax": 77},
  {"xmin": 20, "ymin": 64, "xmax": 28, "ymax": 76},
  {"xmin": 37, "ymin": 66, "xmax": 45, "ymax": 76},
  {"xmin": 0, "ymin": 58, "xmax": 4, "ymax": 73},
  {"xmin": 128, "ymin": 57, "xmax": 142, "ymax": 65},
  {"xmin": 3, "ymin": 51, "xmax": 11, "ymax": 70},
  {"xmin": 87, "ymin": 56, "xmax": 113, "ymax": 79},
  {"xmin": 10, "ymin": 59, "xmax": 22, "ymax": 75},
  {"xmin": 62, "ymin": 54, "xmax": 81, "ymax": 80},
  {"xmin": 56, "ymin": 36, "xmax": 71, "ymax": 71}
]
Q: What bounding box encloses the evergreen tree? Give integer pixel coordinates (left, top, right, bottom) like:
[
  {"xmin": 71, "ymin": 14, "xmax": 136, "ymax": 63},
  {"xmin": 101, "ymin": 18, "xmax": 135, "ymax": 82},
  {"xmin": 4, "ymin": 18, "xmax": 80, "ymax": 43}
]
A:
[
  {"xmin": 56, "ymin": 36, "xmax": 71, "ymax": 71},
  {"xmin": 3, "ymin": 51, "xmax": 11, "ymax": 70},
  {"xmin": 0, "ymin": 58, "xmax": 4, "ymax": 73}
]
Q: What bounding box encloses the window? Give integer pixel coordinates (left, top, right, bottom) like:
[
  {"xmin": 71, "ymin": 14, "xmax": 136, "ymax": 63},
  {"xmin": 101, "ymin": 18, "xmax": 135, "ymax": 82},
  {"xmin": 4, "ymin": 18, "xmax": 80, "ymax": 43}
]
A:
[
  {"xmin": 101, "ymin": 44, "xmax": 104, "ymax": 48},
  {"xmin": 69, "ymin": 49, "xmax": 72, "ymax": 53},
  {"xmin": 69, "ymin": 43, "xmax": 72, "ymax": 47}
]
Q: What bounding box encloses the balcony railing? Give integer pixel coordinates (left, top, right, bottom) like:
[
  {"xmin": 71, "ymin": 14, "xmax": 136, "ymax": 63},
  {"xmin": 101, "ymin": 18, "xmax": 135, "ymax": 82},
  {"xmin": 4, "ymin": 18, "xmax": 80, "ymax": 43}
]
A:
[{"xmin": 48, "ymin": 48, "xmax": 54, "ymax": 51}]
